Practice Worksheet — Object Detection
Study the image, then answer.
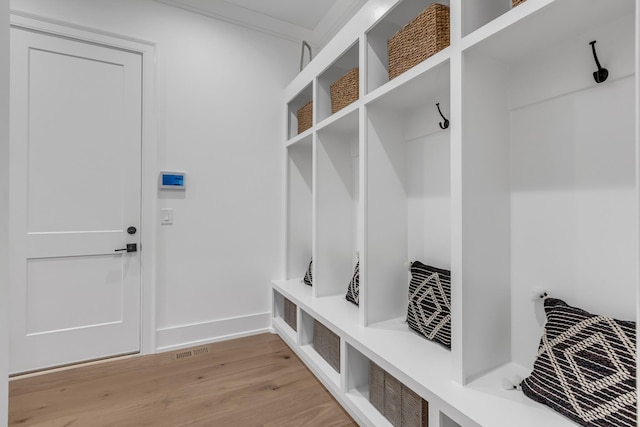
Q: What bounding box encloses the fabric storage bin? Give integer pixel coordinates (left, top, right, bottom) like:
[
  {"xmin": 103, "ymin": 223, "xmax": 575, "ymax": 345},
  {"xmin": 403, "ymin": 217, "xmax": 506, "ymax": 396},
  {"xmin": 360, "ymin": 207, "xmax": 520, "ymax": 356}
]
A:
[
  {"xmin": 313, "ymin": 320, "xmax": 340, "ymax": 373},
  {"xmin": 387, "ymin": 3, "xmax": 450, "ymax": 80},
  {"xmin": 330, "ymin": 67, "xmax": 359, "ymax": 114},
  {"xmin": 284, "ymin": 298, "xmax": 297, "ymax": 331},
  {"xmin": 297, "ymin": 101, "xmax": 313, "ymax": 134}
]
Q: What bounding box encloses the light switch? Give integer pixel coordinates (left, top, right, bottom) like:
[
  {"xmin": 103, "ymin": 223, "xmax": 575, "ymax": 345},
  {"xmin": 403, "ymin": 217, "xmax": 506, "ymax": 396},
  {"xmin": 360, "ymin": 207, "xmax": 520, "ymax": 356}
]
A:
[{"xmin": 161, "ymin": 208, "xmax": 173, "ymax": 225}]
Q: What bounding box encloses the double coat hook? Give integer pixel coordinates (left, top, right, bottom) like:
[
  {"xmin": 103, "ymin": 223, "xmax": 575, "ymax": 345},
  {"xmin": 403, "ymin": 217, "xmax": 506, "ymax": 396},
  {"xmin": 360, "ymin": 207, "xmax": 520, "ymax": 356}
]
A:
[
  {"xmin": 436, "ymin": 103, "xmax": 449, "ymax": 129},
  {"xmin": 589, "ymin": 40, "xmax": 608, "ymax": 84}
]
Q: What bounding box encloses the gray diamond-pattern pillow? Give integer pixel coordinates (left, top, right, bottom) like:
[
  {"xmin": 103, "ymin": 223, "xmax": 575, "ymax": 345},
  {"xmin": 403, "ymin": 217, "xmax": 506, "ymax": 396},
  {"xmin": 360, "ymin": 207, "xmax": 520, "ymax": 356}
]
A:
[
  {"xmin": 521, "ymin": 298, "xmax": 637, "ymax": 427},
  {"xmin": 407, "ymin": 261, "xmax": 451, "ymax": 349}
]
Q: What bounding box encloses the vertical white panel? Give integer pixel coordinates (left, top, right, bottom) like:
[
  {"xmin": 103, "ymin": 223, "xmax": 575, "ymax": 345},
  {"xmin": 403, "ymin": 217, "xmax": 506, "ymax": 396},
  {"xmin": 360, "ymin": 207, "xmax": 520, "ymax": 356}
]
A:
[
  {"xmin": 460, "ymin": 52, "xmax": 511, "ymax": 383},
  {"xmin": 28, "ymin": 49, "xmax": 126, "ymax": 232},
  {"xmin": 315, "ymin": 129, "xmax": 358, "ymax": 297},
  {"xmin": 26, "ymin": 256, "xmax": 126, "ymax": 334},
  {"xmin": 365, "ymin": 106, "xmax": 408, "ymax": 324},
  {"xmin": 0, "ymin": 0, "xmax": 9, "ymax": 422},
  {"xmin": 287, "ymin": 142, "xmax": 313, "ymax": 279}
]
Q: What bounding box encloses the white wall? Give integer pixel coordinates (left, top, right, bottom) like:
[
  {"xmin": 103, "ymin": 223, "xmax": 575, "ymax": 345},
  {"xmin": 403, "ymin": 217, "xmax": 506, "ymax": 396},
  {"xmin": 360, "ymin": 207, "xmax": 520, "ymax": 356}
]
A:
[
  {"xmin": 1, "ymin": 0, "xmax": 10, "ymax": 422},
  {"xmin": 10, "ymin": 0, "xmax": 298, "ymax": 351}
]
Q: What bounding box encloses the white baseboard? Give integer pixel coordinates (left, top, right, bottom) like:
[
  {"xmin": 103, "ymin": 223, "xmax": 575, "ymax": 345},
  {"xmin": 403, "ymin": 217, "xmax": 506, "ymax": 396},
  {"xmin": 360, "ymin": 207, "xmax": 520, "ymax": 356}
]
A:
[{"xmin": 156, "ymin": 312, "xmax": 272, "ymax": 352}]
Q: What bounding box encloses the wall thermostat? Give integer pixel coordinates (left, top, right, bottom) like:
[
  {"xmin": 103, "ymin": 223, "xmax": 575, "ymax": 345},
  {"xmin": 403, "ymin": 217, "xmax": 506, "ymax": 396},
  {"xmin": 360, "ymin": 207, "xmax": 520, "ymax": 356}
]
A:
[{"xmin": 159, "ymin": 171, "xmax": 185, "ymax": 190}]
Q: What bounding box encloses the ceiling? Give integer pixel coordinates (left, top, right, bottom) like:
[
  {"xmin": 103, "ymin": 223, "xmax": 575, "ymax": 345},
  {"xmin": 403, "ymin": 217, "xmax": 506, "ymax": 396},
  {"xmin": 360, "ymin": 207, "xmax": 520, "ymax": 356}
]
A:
[{"xmin": 155, "ymin": 0, "xmax": 367, "ymax": 50}]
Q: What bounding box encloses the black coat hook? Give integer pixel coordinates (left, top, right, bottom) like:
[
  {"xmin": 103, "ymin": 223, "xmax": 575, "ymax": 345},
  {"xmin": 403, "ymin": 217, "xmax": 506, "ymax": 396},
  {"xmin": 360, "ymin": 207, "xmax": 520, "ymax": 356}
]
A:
[
  {"xmin": 436, "ymin": 103, "xmax": 449, "ymax": 129},
  {"xmin": 589, "ymin": 40, "xmax": 608, "ymax": 84}
]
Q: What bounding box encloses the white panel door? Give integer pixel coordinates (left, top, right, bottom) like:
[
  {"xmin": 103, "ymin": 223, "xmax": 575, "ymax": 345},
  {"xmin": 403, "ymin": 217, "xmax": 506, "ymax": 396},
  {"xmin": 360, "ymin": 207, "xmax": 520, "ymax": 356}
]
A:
[{"xmin": 10, "ymin": 27, "xmax": 142, "ymax": 373}]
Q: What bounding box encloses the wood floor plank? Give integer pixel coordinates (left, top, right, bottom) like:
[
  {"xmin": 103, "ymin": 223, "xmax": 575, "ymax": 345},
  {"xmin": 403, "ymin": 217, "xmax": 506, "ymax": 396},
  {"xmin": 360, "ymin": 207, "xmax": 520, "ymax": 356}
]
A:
[{"xmin": 9, "ymin": 333, "xmax": 358, "ymax": 427}]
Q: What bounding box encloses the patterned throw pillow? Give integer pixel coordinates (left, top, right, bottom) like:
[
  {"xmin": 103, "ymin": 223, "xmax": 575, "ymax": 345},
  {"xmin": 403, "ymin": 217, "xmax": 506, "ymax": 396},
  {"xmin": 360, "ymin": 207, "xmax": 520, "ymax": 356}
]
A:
[
  {"xmin": 302, "ymin": 258, "xmax": 312, "ymax": 286},
  {"xmin": 345, "ymin": 260, "xmax": 359, "ymax": 306},
  {"xmin": 407, "ymin": 261, "xmax": 451, "ymax": 349},
  {"xmin": 521, "ymin": 298, "xmax": 637, "ymax": 427}
]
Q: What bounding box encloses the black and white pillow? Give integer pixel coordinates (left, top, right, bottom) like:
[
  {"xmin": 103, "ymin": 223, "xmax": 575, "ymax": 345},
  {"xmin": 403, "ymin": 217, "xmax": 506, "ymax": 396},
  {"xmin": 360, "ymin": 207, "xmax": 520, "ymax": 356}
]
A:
[
  {"xmin": 302, "ymin": 258, "xmax": 312, "ymax": 286},
  {"xmin": 407, "ymin": 261, "xmax": 451, "ymax": 349},
  {"xmin": 345, "ymin": 260, "xmax": 359, "ymax": 306},
  {"xmin": 521, "ymin": 298, "xmax": 637, "ymax": 427}
]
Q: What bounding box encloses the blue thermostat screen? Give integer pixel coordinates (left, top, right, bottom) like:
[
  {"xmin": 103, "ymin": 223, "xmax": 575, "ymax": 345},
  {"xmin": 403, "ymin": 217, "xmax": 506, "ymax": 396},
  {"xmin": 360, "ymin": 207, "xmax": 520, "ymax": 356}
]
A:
[
  {"xmin": 160, "ymin": 172, "xmax": 185, "ymax": 189},
  {"xmin": 162, "ymin": 174, "xmax": 183, "ymax": 187}
]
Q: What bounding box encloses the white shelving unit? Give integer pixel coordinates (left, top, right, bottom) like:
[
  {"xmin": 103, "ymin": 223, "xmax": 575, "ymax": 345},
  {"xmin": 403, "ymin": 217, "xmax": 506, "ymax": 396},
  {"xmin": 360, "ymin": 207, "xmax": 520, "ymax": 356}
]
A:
[{"xmin": 274, "ymin": 0, "xmax": 639, "ymax": 426}]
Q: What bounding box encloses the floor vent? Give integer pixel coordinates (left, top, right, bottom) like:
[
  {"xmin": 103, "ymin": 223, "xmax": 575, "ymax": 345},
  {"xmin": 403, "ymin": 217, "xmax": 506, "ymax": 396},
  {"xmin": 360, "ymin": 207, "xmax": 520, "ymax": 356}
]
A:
[{"xmin": 173, "ymin": 345, "xmax": 212, "ymax": 361}]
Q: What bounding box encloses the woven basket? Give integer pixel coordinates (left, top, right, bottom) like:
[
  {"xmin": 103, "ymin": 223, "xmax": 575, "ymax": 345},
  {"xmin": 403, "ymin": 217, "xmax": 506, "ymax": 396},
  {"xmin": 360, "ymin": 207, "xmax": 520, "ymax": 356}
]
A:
[
  {"xmin": 512, "ymin": 0, "xmax": 526, "ymax": 6},
  {"xmin": 284, "ymin": 298, "xmax": 297, "ymax": 331},
  {"xmin": 369, "ymin": 362, "xmax": 385, "ymax": 413},
  {"xmin": 297, "ymin": 101, "xmax": 313, "ymax": 134},
  {"xmin": 313, "ymin": 320, "xmax": 340, "ymax": 373},
  {"xmin": 384, "ymin": 373, "xmax": 402, "ymax": 427},
  {"xmin": 401, "ymin": 384, "xmax": 429, "ymax": 427},
  {"xmin": 387, "ymin": 3, "xmax": 450, "ymax": 80},
  {"xmin": 369, "ymin": 363, "xmax": 429, "ymax": 426},
  {"xmin": 330, "ymin": 67, "xmax": 359, "ymax": 114}
]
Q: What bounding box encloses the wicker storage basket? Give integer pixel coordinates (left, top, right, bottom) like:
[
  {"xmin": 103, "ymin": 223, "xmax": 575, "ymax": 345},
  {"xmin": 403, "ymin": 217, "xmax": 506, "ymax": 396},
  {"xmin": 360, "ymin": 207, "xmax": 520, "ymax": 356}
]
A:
[
  {"xmin": 387, "ymin": 3, "xmax": 450, "ymax": 80},
  {"xmin": 284, "ymin": 298, "xmax": 297, "ymax": 331},
  {"xmin": 330, "ymin": 67, "xmax": 359, "ymax": 114},
  {"xmin": 384, "ymin": 373, "xmax": 402, "ymax": 427},
  {"xmin": 297, "ymin": 101, "xmax": 313, "ymax": 134},
  {"xmin": 369, "ymin": 363, "xmax": 429, "ymax": 426},
  {"xmin": 512, "ymin": 0, "xmax": 526, "ymax": 6},
  {"xmin": 369, "ymin": 362, "xmax": 385, "ymax": 413},
  {"xmin": 401, "ymin": 384, "xmax": 429, "ymax": 427},
  {"xmin": 313, "ymin": 320, "xmax": 340, "ymax": 373}
]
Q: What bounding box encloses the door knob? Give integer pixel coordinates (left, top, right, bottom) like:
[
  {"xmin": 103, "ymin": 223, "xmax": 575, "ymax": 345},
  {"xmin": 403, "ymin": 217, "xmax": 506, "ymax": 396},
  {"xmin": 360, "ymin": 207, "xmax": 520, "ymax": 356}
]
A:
[{"xmin": 115, "ymin": 243, "xmax": 137, "ymax": 253}]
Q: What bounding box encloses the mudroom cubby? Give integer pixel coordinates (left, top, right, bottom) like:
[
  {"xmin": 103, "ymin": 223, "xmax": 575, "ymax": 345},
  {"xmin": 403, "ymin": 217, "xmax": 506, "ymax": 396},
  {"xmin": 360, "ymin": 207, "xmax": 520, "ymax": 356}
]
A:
[
  {"xmin": 274, "ymin": 0, "xmax": 639, "ymax": 426},
  {"xmin": 271, "ymin": 290, "xmax": 297, "ymax": 343},
  {"xmin": 455, "ymin": 0, "xmax": 637, "ymax": 385},
  {"xmin": 364, "ymin": 59, "xmax": 451, "ymax": 326},
  {"xmin": 287, "ymin": 84, "xmax": 313, "ymax": 140},
  {"xmin": 315, "ymin": 109, "xmax": 360, "ymax": 299},
  {"xmin": 285, "ymin": 136, "xmax": 313, "ymax": 281},
  {"xmin": 317, "ymin": 41, "xmax": 360, "ymax": 123},
  {"xmin": 366, "ymin": 0, "xmax": 450, "ymax": 94}
]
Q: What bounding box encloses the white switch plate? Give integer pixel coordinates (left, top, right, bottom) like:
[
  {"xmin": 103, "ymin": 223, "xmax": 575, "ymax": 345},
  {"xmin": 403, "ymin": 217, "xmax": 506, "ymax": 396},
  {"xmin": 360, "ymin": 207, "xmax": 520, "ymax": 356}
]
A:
[{"xmin": 161, "ymin": 208, "xmax": 173, "ymax": 225}]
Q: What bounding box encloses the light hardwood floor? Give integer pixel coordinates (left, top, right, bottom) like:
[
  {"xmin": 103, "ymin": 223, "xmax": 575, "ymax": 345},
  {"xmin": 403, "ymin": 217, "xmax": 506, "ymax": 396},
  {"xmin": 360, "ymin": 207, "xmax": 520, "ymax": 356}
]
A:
[{"xmin": 9, "ymin": 333, "xmax": 358, "ymax": 426}]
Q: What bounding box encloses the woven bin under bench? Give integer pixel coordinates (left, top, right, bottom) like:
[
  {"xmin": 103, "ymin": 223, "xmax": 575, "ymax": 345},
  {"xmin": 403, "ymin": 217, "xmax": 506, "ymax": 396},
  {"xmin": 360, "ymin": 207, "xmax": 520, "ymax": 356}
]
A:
[
  {"xmin": 330, "ymin": 67, "xmax": 359, "ymax": 114},
  {"xmin": 370, "ymin": 362, "xmax": 429, "ymax": 427},
  {"xmin": 313, "ymin": 320, "xmax": 340, "ymax": 373},
  {"xmin": 297, "ymin": 101, "xmax": 313, "ymax": 134},
  {"xmin": 387, "ymin": 3, "xmax": 450, "ymax": 80},
  {"xmin": 512, "ymin": 0, "xmax": 526, "ymax": 6},
  {"xmin": 284, "ymin": 297, "xmax": 297, "ymax": 331}
]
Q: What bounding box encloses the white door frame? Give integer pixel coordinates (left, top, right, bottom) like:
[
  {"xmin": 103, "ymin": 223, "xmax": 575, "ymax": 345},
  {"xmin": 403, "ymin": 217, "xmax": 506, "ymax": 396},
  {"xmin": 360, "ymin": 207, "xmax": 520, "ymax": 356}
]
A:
[{"xmin": 10, "ymin": 11, "xmax": 158, "ymax": 355}]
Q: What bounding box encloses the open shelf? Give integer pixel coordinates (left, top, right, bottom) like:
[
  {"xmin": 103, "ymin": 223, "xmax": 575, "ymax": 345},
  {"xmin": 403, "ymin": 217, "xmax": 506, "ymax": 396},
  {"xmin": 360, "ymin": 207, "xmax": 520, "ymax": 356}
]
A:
[
  {"xmin": 366, "ymin": 0, "xmax": 450, "ymax": 94},
  {"xmin": 462, "ymin": 0, "xmax": 633, "ymax": 61},
  {"xmin": 317, "ymin": 41, "xmax": 360, "ymax": 123},
  {"xmin": 287, "ymin": 83, "xmax": 313, "ymax": 140},
  {"xmin": 345, "ymin": 387, "xmax": 393, "ymax": 427}
]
